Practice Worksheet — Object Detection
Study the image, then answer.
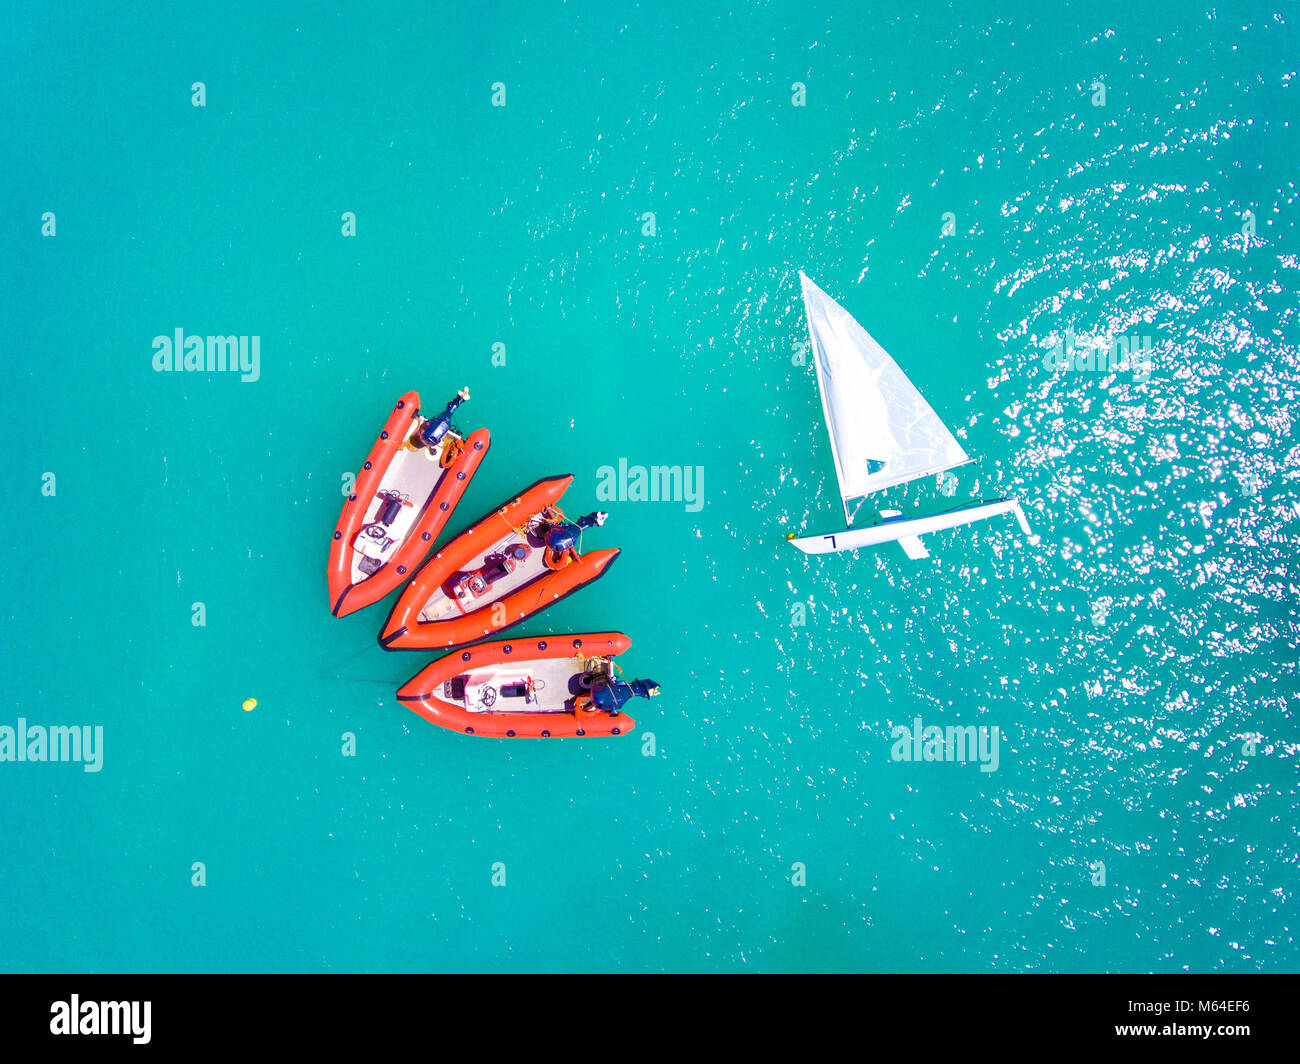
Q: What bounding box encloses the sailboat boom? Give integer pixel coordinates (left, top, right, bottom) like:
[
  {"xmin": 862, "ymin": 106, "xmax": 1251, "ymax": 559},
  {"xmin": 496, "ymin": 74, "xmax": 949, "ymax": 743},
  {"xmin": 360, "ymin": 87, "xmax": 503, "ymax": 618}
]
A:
[{"xmin": 786, "ymin": 498, "xmax": 1035, "ymax": 555}]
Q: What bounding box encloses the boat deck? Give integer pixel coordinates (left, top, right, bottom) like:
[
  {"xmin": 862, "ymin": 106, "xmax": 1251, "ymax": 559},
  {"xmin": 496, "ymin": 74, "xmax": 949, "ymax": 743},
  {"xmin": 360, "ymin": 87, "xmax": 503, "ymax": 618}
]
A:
[
  {"xmin": 348, "ymin": 428, "xmax": 450, "ymax": 582},
  {"xmin": 418, "ymin": 522, "xmax": 553, "ymax": 622},
  {"xmin": 456, "ymin": 656, "xmax": 603, "ymax": 714}
]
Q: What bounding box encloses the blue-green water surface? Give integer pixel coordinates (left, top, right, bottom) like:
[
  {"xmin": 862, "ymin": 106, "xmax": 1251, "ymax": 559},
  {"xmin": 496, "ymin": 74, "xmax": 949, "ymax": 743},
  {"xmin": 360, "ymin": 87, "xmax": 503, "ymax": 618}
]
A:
[{"xmin": 1, "ymin": 0, "xmax": 1297, "ymax": 971}]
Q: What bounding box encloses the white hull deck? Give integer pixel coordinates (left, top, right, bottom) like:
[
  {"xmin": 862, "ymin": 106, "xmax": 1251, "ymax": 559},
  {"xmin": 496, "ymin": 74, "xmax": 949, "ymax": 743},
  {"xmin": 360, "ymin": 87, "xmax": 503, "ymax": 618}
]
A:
[
  {"xmin": 788, "ymin": 498, "xmax": 1033, "ymax": 555},
  {"xmin": 418, "ymin": 517, "xmax": 555, "ymax": 622},
  {"xmin": 348, "ymin": 428, "xmax": 453, "ymax": 583},
  {"xmin": 452, "ymin": 656, "xmax": 601, "ymax": 714}
]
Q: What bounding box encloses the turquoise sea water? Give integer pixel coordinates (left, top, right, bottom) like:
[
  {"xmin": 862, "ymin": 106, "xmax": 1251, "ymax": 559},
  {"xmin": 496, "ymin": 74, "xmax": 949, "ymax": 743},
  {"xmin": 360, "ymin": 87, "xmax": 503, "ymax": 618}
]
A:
[{"xmin": 2, "ymin": 1, "xmax": 1296, "ymax": 972}]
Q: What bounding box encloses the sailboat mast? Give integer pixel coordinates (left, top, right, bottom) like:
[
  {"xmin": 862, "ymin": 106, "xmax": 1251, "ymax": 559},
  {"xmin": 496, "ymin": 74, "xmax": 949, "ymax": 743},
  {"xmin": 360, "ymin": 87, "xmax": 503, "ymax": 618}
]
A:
[{"xmin": 801, "ymin": 272, "xmax": 859, "ymax": 523}]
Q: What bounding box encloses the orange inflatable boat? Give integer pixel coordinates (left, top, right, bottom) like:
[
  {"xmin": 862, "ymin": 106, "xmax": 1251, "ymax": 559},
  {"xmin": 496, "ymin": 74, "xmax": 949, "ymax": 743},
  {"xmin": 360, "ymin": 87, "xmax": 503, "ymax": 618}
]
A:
[
  {"xmin": 397, "ymin": 632, "xmax": 642, "ymax": 737},
  {"xmin": 328, "ymin": 390, "xmax": 489, "ymax": 618},
  {"xmin": 378, "ymin": 474, "xmax": 619, "ymax": 649}
]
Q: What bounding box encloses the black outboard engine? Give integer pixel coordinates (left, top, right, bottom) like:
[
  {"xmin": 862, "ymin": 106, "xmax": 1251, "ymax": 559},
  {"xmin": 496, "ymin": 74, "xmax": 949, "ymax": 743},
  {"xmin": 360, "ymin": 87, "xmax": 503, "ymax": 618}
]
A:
[{"xmin": 377, "ymin": 491, "xmax": 405, "ymax": 526}]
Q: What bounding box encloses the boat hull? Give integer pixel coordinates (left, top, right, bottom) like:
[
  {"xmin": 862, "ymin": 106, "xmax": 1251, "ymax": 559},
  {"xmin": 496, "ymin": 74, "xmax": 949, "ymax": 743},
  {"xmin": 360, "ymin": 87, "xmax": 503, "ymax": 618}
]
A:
[
  {"xmin": 328, "ymin": 391, "xmax": 490, "ymax": 617},
  {"xmin": 379, "ymin": 474, "xmax": 620, "ymax": 649},
  {"xmin": 397, "ymin": 632, "xmax": 636, "ymax": 738},
  {"xmin": 787, "ymin": 498, "xmax": 1032, "ymax": 555}
]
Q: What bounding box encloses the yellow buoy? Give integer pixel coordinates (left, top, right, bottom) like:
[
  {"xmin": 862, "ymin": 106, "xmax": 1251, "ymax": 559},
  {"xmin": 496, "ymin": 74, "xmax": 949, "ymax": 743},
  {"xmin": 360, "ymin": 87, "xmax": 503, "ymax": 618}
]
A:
[{"xmin": 242, "ymin": 698, "xmax": 257, "ymax": 712}]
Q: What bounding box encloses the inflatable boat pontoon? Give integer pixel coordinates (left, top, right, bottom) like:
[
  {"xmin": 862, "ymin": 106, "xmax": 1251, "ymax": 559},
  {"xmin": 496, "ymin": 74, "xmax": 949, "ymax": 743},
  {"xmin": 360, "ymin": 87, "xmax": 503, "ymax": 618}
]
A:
[
  {"xmin": 379, "ymin": 474, "xmax": 618, "ymax": 649},
  {"xmin": 328, "ymin": 390, "xmax": 489, "ymax": 617},
  {"xmin": 397, "ymin": 632, "xmax": 640, "ymax": 737}
]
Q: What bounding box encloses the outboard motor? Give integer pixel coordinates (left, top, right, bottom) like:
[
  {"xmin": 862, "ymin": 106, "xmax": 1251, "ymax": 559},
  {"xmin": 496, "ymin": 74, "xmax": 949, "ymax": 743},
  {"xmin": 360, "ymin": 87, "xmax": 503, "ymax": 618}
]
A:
[
  {"xmin": 418, "ymin": 387, "xmax": 470, "ymax": 449},
  {"xmin": 544, "ymin": 510, "xmax": 609, "ymax": 554},
  {"xmin": 376, "ymin": 491, "xmax": 405, "ymax": 526}
]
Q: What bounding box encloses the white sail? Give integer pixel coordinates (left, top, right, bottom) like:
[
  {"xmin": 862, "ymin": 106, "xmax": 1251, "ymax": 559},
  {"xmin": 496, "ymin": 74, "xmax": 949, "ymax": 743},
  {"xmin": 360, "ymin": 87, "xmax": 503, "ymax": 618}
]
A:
[
  {"xmin": 801, "ymin": 272, "xmax": 969, "ymax": 512},
  {"xmin": 786, "ymin": 498, "xmax": 1034, "ymax": 556}
]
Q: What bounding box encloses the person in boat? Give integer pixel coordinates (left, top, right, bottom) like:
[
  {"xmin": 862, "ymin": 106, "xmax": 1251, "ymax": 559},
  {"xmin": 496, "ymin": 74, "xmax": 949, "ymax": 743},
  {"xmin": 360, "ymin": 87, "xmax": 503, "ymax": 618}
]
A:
[
  {"xmin": 574, "ymin": 677, "xmax": 660, "ymax": 716},
  {"xmin": 408, "ymin": 387, "xmax": 470, "ymax": 464},
  {"xmin": 543, "ymin": 510, "xmax": 608, "ymax": 569}
]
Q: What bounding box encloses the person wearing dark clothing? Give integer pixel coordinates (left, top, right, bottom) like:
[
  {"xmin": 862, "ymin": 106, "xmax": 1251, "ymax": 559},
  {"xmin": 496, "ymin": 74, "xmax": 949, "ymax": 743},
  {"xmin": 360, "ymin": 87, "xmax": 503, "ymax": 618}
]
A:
[
  {"xmin": 414, "ymin": 387, "xmax": 470, "ymax": 451},
  {"xmin": 543, "ymin": 510, "xmax": 608, "ymax": 569},
  {"xmin": 592, "ymin": 677, "xmax": 660, "ymax": 713},
  {"xmin": 575, "ymin": 676, "xmax": 661, "ymax": 715}
]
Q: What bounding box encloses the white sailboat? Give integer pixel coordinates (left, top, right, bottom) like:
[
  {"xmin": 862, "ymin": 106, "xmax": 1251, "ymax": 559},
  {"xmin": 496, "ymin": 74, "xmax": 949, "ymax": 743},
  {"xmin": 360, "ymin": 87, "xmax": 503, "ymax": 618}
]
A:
[{"xmin": 786, "ymin": 272, "xmax": 1034, "ymax": 556}]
